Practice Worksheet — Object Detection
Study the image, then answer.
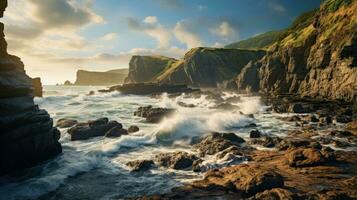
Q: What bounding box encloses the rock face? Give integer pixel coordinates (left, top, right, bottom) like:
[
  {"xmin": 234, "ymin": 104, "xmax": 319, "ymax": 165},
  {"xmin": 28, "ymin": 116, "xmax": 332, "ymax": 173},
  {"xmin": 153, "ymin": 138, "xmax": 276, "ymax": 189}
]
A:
[
  {"xmin": 32, "ymin": 77, "xmax": 43, "ymax": 97},
  {"xmin": 236, "ymin": 1, "xmax": 357, "ymax": 102},
  {"xmin": 125, "ymin": 55, "xmax": 177, "ymax": 83},
  {"xmin": 74, "ymin": 69, "xmax": 128, "ymax": 86},
  {"xmin": 156, "ymin": 48, "xmax": 266, "ymax": 87},
  {"xmin": 0, "ymin": 0, "xmax": 62, "ymax": 175},
  {"xmin": 134, "ymin": 106, "xmax": 176, "ymax": 123}
]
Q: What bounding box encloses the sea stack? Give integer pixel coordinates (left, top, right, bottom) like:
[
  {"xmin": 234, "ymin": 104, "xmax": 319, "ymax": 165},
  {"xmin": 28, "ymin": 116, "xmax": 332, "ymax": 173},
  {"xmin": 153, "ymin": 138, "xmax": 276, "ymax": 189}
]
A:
[{"xmin": 0, "ymin": 0, "xmax": 62, "ymax": 175}]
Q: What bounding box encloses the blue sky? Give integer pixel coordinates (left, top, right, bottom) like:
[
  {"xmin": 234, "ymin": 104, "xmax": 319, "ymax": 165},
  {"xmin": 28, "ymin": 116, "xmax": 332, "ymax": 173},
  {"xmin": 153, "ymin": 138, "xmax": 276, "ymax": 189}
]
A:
[{"xmin": 2, "ymin": 0, "xmax": 322, "ymax": 84}]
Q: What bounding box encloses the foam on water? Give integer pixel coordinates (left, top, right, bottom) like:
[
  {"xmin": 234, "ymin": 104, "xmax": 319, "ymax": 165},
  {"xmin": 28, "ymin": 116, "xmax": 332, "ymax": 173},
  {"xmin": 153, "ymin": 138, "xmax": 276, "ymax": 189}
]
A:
[{"xmin": 0, "ymin": 85, "xmax": 298, "ymax": 200}]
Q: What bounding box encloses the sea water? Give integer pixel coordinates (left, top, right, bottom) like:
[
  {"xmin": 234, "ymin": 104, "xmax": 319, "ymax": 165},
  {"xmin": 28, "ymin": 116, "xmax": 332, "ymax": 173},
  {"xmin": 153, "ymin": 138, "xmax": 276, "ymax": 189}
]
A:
[{"xmin": 0, "ymin": 85, "xmax": 304, "ymax": 200}]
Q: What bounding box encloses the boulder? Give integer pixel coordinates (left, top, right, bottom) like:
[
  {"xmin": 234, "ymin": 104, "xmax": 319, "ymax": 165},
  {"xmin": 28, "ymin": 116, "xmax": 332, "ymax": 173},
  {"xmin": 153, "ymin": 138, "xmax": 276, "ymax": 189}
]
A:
[
  {"xmin": 128, "ymin": 125, "xmax": 140, "ymax": 133},
  {"xmin": 250, "ymin": 130, "xmax": 261, "ymax": 138},
  {"xmin": 105, "ymin": 127, "xmax": 128, "ymax": 138},
  {"xmin": 193, "ymin": 133, "xmax": 243, "ymax": 157},
  {"xmin": 56, "ymin": 118, "xmax": 78, "ymax": 128},
  {"xmin": 126, "ymin": 160, "xmax": 154, "ymax": 172},
  {"xmin": 195, "ymin": 164, "xmax": 284, "ymax": 196},
  {"xmin": 68, "ymin": 118, "xmax": 122, "ymax": 141},
  {"xmin": 134, "ymin": 106, "xmax": 176, "ymax": 123},
  {"xmin": 286, "ymin": 147, "xmax": 335, "ymax": 167},
  {"xmin": 249, "ymin": 136, "xmax": 282, "ymax": 148},
  {"xmin": 251, "ymin": 188, "xmax": 296, "ymax": 200},
  {"xmin": 154, "ymin": 152, "xmax": 198, "ymax": 170}
]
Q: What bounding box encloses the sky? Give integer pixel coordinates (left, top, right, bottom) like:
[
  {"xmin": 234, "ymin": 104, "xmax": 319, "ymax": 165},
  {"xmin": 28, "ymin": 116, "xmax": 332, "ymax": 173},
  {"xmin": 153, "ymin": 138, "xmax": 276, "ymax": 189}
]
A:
[{"xmin": 1, "ymin": 0, "xmax": 322, "ymax": 84}]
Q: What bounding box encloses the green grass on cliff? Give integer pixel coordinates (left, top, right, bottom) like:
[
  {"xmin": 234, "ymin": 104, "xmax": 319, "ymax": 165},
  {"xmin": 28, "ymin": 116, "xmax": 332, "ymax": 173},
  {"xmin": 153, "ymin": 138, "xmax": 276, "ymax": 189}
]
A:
[
  {"xmin": 225, "ymin": 31, "xmax": 284, "ymax": 50},
  {"xmin": 325, "ymin": 0, "xmax": 353, "ymax": 12}
]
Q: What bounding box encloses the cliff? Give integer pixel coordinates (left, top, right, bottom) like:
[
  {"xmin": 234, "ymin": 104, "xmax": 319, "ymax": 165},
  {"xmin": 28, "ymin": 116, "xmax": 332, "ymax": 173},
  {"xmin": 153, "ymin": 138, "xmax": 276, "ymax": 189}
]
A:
[
  {"xmin": 236, "ymin": 0, "xmax": 357, "ymax": 102},
  {"xmin": 225, "ymin": 30, "xmax": 284, "ymax": 50},
  {"xmin": 32, "ymin": 77, "xmax": 43, "ymax": 97},
  {"xmin": 125, "ymin": 55, "xmax": 177, "ymax": 83},
  {"xmin": 127, "ymin": 48, "xmax": 265, "ymax": 87},
  {"xmin": 74, "ymin": 68, "xmax": 128, "ymax": 86},
  {"xmin": 0, "ymin": 0, "xmax": 61, "ymax": 175}
]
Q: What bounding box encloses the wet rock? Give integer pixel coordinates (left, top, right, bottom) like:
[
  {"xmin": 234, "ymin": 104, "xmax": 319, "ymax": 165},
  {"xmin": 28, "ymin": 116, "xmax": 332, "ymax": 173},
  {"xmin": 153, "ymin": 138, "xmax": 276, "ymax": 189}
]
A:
[
  {"xmin": 329, "ymin": 130, "xmax": 353, "ymax": 138},
  {"xmin": 250, "ymin": 188, "xmax": 296, "ymax": 200},
  {"xmin": 68, "ymin": 118, "xmax": 122, "ymax": 141},
  {"xmin": 126, "ymin": 160, "xmax": 155, "ymax": 172},
  {"xmin": 277, "ymin": 138, "xmax": 320, "ymax": 151},
  {"xmin": 155, "ymin": 152, "xmax": 198, "ymax": 170},
  {"xmin": 346, "ymin": 120, "xmax": 357, "ymax": 130},
  {"xmin": 286, "ymin": 147, "xmax": 335, "ymax": 167},
  {"xmin": 303, "ymin": 115, "xmax": 319, "ymax": 123},
  {"xmin": 128, "ymin": 125, "xmax": 140, "ymax": 133},
  {"xmin": 319, "ymin": 116, "xmax": 333, "ymax": 125},
  {"xmin": 195, "ymin": 164, "xmax": 284, "ymax": 196},
  {"xmin": 87, "ymin": 90, "xmax": 95, "ymax": 96},
  {"xmin": 249, "ymin": 136, "xmax": 282, "ymax": 148},
  {"xmin": 134, "ymin": 106, "xmax": 176, "ymax": 123},
  {"xmin": 108, "ymin": 82, "xmax": 198, "ymax": 95},
  {"xmin": 210, "ymin": 103, "xmax": 239, "ymax": 110},
  {"xmin": 56, "ymin": 118, "xmax": 78, "ymax": 128},
  {"xmin": 105, "ymin": 127, "xmax": 128, "ymax": 138},
  {"xmin": 215, "ymin": 146, "xmax": 245, "ymax": 160},
  {"xmin": 177, "ymin": 101, "xmax": 195, "ymax": 108},
  {"xmin": 279, "ymin": 115, "xmax": 301, "ymax": 122},
  {"xmin": 288, "ymin": 103, "xmax": 312, "ymax": 113},
  {"xmin": 250, "ymin": 130, "xmax": 261, "ymax": 138},
  {"xmin": 335, "ymin": 115, "xmax": 352, "ymax": 123},
  {"xmin": 193, "ymin": 132, "xmax": 244, "ymax": 157}
]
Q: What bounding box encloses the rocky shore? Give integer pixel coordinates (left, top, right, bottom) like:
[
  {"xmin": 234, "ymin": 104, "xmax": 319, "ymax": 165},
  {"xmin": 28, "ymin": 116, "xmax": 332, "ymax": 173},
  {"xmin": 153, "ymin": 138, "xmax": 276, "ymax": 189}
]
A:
[
  {"xmin": 128, "ymin": 91, "xmax": 357, "ymax": 199},
  {"xmin": 0, "ymin": 0, "xmax": 61, "ymax": 175}
]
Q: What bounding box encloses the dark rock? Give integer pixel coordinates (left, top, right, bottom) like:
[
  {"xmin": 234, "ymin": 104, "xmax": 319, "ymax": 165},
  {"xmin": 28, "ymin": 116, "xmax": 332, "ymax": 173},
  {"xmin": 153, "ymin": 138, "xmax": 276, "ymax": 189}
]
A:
[
  {"xmin": 128, "ymin": 125, "xmax": 139, "ymax": 133},
  {"xmin": 288, "ymin": 103, "xmax": 312, "ymax": 113},
  {"xmin": 335, "ymin": 115, "xmax": 352, "ymax": 123},
  {"xmin": 126, "ymin": 160, "xmax": 154, "ymax": 172},
  {"xmin": 250, "ymin": 130, "xmax": 261, "ymax": 138},
  {"xmin": 56, "ymin": 118, "xmax": 78, "ymax": 128},
  {"xmin": 87, "ymin": 91, "xmax": 95, "ymax": 96},
  {"xmin": 154, "ymin": 152, "xmax": 199, "ymax": 170},
  {"xmin": 329, "ymin": 130, "xmax": 353, "ymax": 138},
  {"xmin": 251, "ymin": 188, "xmax": 296, "ymax": 200},
  {"xmin": 107, "ymin": 82, "xmax": 198, "ymax": 95},
  {"xmin": 193, "ymin": 132, "xmax": 244, "ymax": 157},
  {"xmin": 68, "ymin": 118, "xmax": 122, "ymax": 140},
  {"xmin": 0, "ymin": 1, "xmax": 61, "ymax": 175},
  {"xmin": 134, "ymin": 106, "xmax": 176, "ymax": 123},
  {"xmin": 177, "ymin": 101, "xmax": 195, "ymax": 108},
  {"xmin": 249, "ymin": 136, "xmax": 282, "ymax": 148},
  {"xmin": 105, "ymin": 127, "xmax": 128, "ymax": 138}
]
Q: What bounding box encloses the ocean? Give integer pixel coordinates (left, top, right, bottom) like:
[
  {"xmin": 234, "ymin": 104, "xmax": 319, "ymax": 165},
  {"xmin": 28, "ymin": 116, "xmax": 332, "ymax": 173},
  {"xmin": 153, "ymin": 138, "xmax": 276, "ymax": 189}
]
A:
[{"xmin": 0, "ymin": 85, "xmax": 304, "ymax": 200}]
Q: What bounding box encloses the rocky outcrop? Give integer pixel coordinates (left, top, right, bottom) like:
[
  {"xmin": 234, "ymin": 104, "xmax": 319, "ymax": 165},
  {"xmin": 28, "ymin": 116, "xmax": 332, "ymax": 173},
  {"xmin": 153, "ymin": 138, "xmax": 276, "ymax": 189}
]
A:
[
  {"xmin": 134, "ymin": 106, "xmax": 176, "ymax": 123},
  {"xmin": 236, "ymin": 1, "xmax": 357, "ymax": 102},
  {"xmin": 32, "ymin": 77, "xmax": 43, "ymax": 97},
  {"xmin": 103, "ymin": 82, "xmax": 198, "ymax": 95},
  {"xmin": 74, "ymin": 69, "xmax": 128, "ymax": 86},
  {"xmin": 125, "ymin": 55, "xmax": 177, "ymax": 83},
  {"xmin": 0, "ymin": 0, "xmax": 61, "ymax": 175},
  {"xmin": 156, "ymin": 48, "xmax": 266, "ymax": 87}
]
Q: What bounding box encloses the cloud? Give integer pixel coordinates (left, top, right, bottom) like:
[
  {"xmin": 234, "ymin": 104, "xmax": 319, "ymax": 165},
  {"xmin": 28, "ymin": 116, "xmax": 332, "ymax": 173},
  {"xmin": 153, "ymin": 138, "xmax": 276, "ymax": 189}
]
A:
[
  {"xmin": 101, "ymin": 33, "xmax": 118, "ymax": 41},
  {"xmin": 144, "ymin": 16, "xmax": 158, "ymax": 24},
  {"xmin": 28, "ymin": 0, "xmax": 104, "ymax": 30},
  {"xmin": 5, "ymin": 25, "xmax": 43, "ymax": 39},
  {"xmin": 173, "ymin": 20, "xmax": 204, "ymax": 49},
  {"xmin": 210, "ymin": 21, "xmax": 237, "ymax": 38},
  {"xmin": 127, "ymin": 16, "xmax": 172, "ymax": 48}
]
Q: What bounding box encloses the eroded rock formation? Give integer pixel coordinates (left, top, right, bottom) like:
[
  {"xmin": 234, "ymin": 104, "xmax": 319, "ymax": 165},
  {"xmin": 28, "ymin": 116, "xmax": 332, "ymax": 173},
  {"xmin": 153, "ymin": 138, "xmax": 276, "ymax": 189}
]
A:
[
  {"xmin": 0, "ymin": 0, "xmax": 61, "ymax": 175},
  {"xmin": 74, "ymin": 69, "xmax": 128, "ymax": 86},
  {"xmin": 236, "ymin": 1, "xmax": 357, "ymax": 102}
]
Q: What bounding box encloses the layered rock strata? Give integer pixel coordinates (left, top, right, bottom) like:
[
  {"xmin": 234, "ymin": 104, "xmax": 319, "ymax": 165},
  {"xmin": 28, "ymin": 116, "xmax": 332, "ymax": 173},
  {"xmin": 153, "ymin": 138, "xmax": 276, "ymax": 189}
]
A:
[{"xmin": 0, "ymin": 0, "xmax": 61, "ymax": 175}]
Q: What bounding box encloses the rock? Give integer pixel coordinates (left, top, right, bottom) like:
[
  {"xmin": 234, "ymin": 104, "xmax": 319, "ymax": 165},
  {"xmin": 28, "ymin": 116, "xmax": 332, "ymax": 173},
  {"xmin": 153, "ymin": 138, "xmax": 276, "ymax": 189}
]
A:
[
  {"xmin": 193, "ymin": 133, "xmax": 244, "ymax": 157},
  {"xmin": 63, "ymin": 80, "xmax": 73, "ymax": 85},
  {"xmin": 277, "ymin": 138, "xmax": 320, "ymax": 151},
  {"xmin": 329, "ymin": 130, "xmax": 353, "ymax": 138},
  {"xmin": 225, "ymin": 96, "xmax": 241, "ymax": 104},
  {"xmin": 0, "ymin": 0, "xmax": 61, "ymax": 175},
  {"xmin": 87, "ymin": 91, "xmax": 95, "ymax": 96},
  {"xmin": 134, "ymin": 106, "xmax": 176, "ymax": 123},
  {"xmin": 215, "ymin": 146, "xmax": 244, "ymax": 160},
  {"xmin": 286, "ymin": 147, "xmax": 335, "ymax": 167},
  {"xmin": 195, "ymin": 164, "xmax": 284, "ymax": 196},
  {"xmin": 346, "ymin": 120, "xmax": 357, "ymax": 130},
  {"xmin": 154, "ymin": 152, "xmax": 199, "ymax": 170},
  {"xmin": 56, "ymin": 118, "xmax": 78, "ymax": 128},
  {"xmin": 68, "ymin": 118, "xmax": 122, "ymax": 141},
  {"xmin": 105, "ymin": 127, "xmax": 128, "ymax": 138},
  {"xmin": 126, "ymin": 160, "xmax": 154, "ymax": 172},
  {"xmin": 335, "ymin": 115, "xmax": 352, "ymax": 123},
  {"xmin": 249, "ymin": 136, "xmax": 282, "ymax": 148},
  {"xmin": 177, "ymin": 101, "xmax": 195, "ymax": 108},
  {"xmin": 128, "ymin": 125, "xmax": 139, "ymax": 133},
  {"xmin": 74, "ymin": 69, "xmax": 128, "ymax": 86},
  {"xmin": 288, "ymin": 103, "xmax": 312, "ymax": 113},
  {"xmin": 32, "ymin": 77, "xmax": 43, "ymax": 97},
  {"xmin": 250, "ymin": 130, "xmax": 261, "ymax": 138},
  {"xmin": 251, "ymin": 188, "xmax": 296, "ymax": 200},
  {"xmin": 107, "ymin": 83, "xmax": 198, "ymax": 95}
]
